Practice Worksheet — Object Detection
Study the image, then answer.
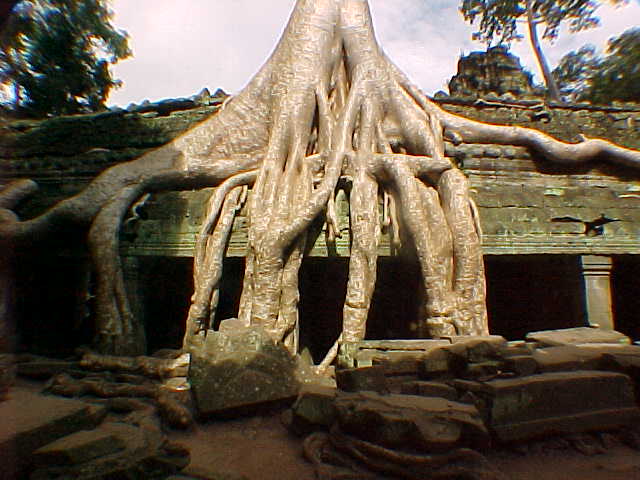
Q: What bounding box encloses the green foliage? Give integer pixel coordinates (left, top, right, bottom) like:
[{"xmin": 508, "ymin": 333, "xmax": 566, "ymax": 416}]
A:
[
  {"xmin": 553, "ymin": 27, "xmax": 640, "ymax": 104},
  {"xmin": 553, "ymin": 44, "xmax": 602, "ymax": 102},
  {"xmin": 0, "ymin": 0, "xmax": 130, "ymax": 116},
  {"xmin": 460, "ymin": 0, "xmax": 625, "ymax": 46},
  {"xmin": 460, "ymin": 0, "xmax": 628, "ymax": 101}
]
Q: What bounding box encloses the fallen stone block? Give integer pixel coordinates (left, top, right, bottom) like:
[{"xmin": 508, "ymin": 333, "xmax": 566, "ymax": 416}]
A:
[
  {"xmin": 334, "ymin": 391, "xmax": 489, "ymax": 453},
  {"xmin": 400, "ymin": 380, "xmax": 458, "ymax": 400},
  {"xmin": 444, "ymin": 336, "xmax": 507, "ymax": 362},
  {"xmin": 0, "ymin": 388, "xmax": 106, "ymax": 478},
  {"xmin": 463, "ymin": 361, "xmax": 502, "ymax": 380},
  {"xmin": 335, "ymin": 365, "xmax": 388, "ymax": 394},
  {"xmin": 503, "ymin": 355, "xmax": 537, "ymax": 377},
  {"xmin": 420, "ymin": 344, "xmax": 467, "ymax": 378},
  {"xmin": 371, "ymin": 351, "xmax": 425, "ymax": 376},
  {"xmin": 455, "ymin": 371, "xmax": 640, "ymax": 442},
  {"xmin": 526, "ymin": 327, "xmax": 630, "ymax": 348},
  {"xmin": 30, "ymin": 422, "xmax": 189, "ymax": 480},
  {"xmin": 596, "ymin": 346, "xmax": 640, "ymax": 394},
  {"xmin": 501, "ymin": 341, "xmax": 536, "ymax": 357},
  {"xmin": 532, "ymin": 345, "xmax": 604, "ymax": 372},
  {"xmin": 32, "ymin": 428, "xmax": 126, "ymax": 466},
  {"xmin": 189, "ymin": 325, "xmax": 300, "ymax": 417},
  {"xmin": 289, "ymin": 384, "xmax": 337, "ymax": 435},
  {"xmin": 338, "ymin": 340, "xmax": 449, "ymax": 369}
]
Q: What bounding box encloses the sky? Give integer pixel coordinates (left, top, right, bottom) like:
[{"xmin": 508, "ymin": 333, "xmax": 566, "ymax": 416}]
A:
[{"xmin": 107, "ymin": 0, "xmax": 640, "ymax": 107}]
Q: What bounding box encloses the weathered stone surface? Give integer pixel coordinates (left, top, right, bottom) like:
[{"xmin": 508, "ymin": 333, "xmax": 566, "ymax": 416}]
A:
[
  {"xmin": 526, "ymin": 327, "xmax": 631, "ymax": 347},
  {"xmin": 32, "ymin": 428, "xmax": 126, "ymax": 466},
  {"xmin": 290, "ymin": 384, "xmax": 337, "ymax": 435},
  {"xmin": 503, "ymin": 355, "xmax": 538, "ymax": 376},
  {"xmin": 448, "ymin": 46, "xmax": 541, "ymax": 99},
  {"xmin": 502, "ymin": 342, "xmax": 536, "ymax": 357},
  {"xmin": 596, "ymin": 346, "xmax": 640, "ymax": 393},
  {"xmin": 335, "ymin": 365, "xmax": 388, "ymax": 394},
  {"xmin": 420, "ymin": 344, "xmax": 468, "ymax": 377},
  {"xmin": 333, "ymin": 391, "xmax": 489, "ymax": 453},
  {"xmin": 0, "ymin": 388, "xmax": 106, "ymax": 478},
  {"xmin": 445, "ymin": 336, "xmax": 508, "ymax": 363},
  {"xmin": 189, "ymin": 325, "xmax": 300, "ymax": 417},
  {"xmin": 455, "ymin": 371, "xmax": 640, "ymax": 442},
  {"xmin": 338, "ymin": 339, "xmax": 449, "ymax": 369},
  {"xmin": 532, "ymin": 345, "xmax": 604, "ymax": 372},
  {"xmin": 30, "ymin": 422, "xmax": 189, "ymax": 480},
  {"xmin": 400, "ymin": 380, "xmax": 458, "ymax": 400},
  {"xmin": 371, "ymin": 352, "xmax": 426, "ymax": 375},
  {"xmin": 463, "ymin": 361, "xmax": 502, "ymax": 379}
]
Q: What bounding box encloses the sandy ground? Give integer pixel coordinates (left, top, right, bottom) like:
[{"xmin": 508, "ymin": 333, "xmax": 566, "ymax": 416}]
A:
[{"xmin": 171, "ymin": 413, "xmax": 315, "ymax": 480}]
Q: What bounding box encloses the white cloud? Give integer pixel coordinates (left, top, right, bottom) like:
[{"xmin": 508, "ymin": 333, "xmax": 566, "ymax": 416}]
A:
[{"xmin": 107, "ymin": 0, "xmax": 640, "ymax": 107}]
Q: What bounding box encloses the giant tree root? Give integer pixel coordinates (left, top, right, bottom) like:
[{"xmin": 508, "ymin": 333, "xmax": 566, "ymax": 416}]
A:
[
  {"xmin": 2, "ymin": 0, "xmax": 640, "ymax": 359},
  {"xmin": 304, "ymin": 427, "xmax": 507, "ymax": 480},
  {"xmin": 46, "ymin": 372, "xmax": 193, "ymax": 429},
  {"xmin": 79, "ymin": 351, "xmax": 190, "ymax": 379}
]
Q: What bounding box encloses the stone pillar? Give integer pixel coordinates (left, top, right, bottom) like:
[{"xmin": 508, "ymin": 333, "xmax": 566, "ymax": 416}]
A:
[{"xmin": 580, "ymin": 255, "xmax": 614, "ymax": 330}]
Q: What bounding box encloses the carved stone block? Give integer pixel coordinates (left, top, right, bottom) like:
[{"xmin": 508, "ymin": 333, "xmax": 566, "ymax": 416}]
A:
[
  {"xmin": 454, "ymin": 371, "xmax": 640, "ymax": 442},
  {"xmin": 333, "ymin": 391, "xmax": 489, "ymax": 453},
  {"xmin": 189, "ymin": 326, "xmax": 300, "ymax": 417}
]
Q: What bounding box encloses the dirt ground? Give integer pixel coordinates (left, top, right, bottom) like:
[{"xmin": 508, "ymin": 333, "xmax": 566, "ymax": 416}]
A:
[{"xmin": 170, "ymin": 411, "xmax": 640, "ymax": 480}]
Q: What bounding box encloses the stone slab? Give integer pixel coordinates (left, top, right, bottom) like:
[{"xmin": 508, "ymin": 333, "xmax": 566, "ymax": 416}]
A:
[
  {"xmin": 444, "ymin": 336, "xmax": 508, "ymax": 362},
  {"xmin": 502, "ymin": 355, "xmax": 537, "ymax": 376},
  {"xmin": 29, "ymin": 422, "xmax": 189, "ymax": 480},
  {"xmin": 189, "ymin": 326, "xmax": 300, "ymax": 417},
  {"xmin": 532, "ymin": 345, "xmax": 605, "ymax": 372},
  {"xmin": 0, "ymin": 388, "xmax": 105, "ymax": 478},
  {"xmin": 420, "ymin": 344, "xmax": 468, "ymax": 377},
  {"xmin": 400, "ymin": 381, "xmax": 458, "ymax": 400},
  {"xmin": 455, "ymin": 371, "xmax": 640, "ymax": 442},
  {"xmin": 32, "ymin": 428, "xmax": 125, "ymax": 466},
  {"xmin": 334, "ymin": 391, "xmax": 489, "ymax": 452},
  {"xmin": 290, "ymin": 384, "xmax": 337, "ymax": 435},
  {"xmin": 338, "ymin": 340, "xmax": 450, "ymax": 369},
  {"xmin": 336, "ymin": 365, "xmax": 388, "ymax": 394},
  {"xmin": 526, "ymin": 327, "xmax": 631, "ymax": 347}
]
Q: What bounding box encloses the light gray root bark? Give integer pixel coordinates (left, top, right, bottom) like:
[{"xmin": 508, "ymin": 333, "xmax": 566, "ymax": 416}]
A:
[{"xmin": 183, "ymin": 171, "xmax": 255, "ymax": 350}]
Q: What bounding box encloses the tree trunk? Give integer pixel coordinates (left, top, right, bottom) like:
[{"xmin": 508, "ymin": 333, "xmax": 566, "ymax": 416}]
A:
[{"xmin": 526, "ymin": 0, "xmax": 562, "ymax": 103}]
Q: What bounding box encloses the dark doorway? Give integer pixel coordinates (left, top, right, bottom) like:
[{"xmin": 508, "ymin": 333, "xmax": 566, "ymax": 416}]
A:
[
  {"xmin": 135, "ymin": 256, "xmax": 245, "ymax": 353},
  {"xmin": 298, "ymin": 256, "xmax": 423, "ymax": 363},
  {"xmin": 13, "ymin": 253, "xmax": 94, "ymax": 356},
  {"xmin": 484, "ymin": 255, "xmax": 586, "ymax": 340},
  {"xmin": 612, "ymin": 255, "xmax": 640, "ymax": 341}
]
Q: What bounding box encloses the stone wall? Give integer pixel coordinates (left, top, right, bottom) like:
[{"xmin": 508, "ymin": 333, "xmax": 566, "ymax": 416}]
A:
[{"xmin": 2, "ymin": 94, "xmax": 639, "ymax": 257}]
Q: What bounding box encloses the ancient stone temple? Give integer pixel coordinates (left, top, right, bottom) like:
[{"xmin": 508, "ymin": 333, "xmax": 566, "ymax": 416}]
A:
[
  {"xmin": 3, "ymin": 2, "xmax": 640, "ymax": 478},
  {"xmin": 448, "ymin": 46, "xmax": 543, "ymax": 99},
  {"xmin": 2, "ymin": 86, "xmax": 639, "ymax": 358}
]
